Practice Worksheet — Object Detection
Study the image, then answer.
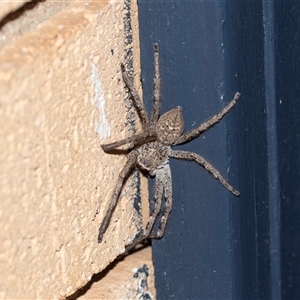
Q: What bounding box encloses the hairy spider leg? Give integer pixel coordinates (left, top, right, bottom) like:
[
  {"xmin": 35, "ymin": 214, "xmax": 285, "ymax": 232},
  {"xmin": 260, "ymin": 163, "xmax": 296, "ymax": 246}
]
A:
[
  {"xmin": 150, "ymin": 43, "xmax": 161, "ymax": 130},
  {"xmin": 101, "ymin": 131, "xmax": 157, "ymax": 152},
  {"xmin": 98, "ymin": 150, "xmax": 138, "ymax": 242},
  {"xmin": 125, "ymin": 163, "xmax": 172, "ymax": 252},
  {"xmin": 175, "ymin": 92, "xmax": 241, "ymax": 145},
  {"xmin": 149, "ymin": 163, "xmax": 172, "ymax": 239},
  {"xmin": 125, "ymin": 167, "xmax": 163, "ymax": 252},
  {"xmin": 170, "ymin": 150, "xmax": 240, "ymax": 196},
  {"xmin": 121, "ymin": 63, "xmax": 149, "ymax": 128}
]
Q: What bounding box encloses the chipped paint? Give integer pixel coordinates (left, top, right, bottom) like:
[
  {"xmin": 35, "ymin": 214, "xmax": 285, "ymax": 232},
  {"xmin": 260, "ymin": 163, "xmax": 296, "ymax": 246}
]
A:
[
  {"xmin": 131, "ymin": 264, "xmax": 153, "ymax": 299},
  {"xmin": 91, "ymin": 63, "xmax": 111, "ymax": 138}
]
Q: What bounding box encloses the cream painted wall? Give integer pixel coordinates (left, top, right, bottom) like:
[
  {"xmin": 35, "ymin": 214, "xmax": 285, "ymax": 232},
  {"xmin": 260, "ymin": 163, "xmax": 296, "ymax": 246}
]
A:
[{"xmin": 0, "ymin": 1, "xmax": 153, "ymax": 298}]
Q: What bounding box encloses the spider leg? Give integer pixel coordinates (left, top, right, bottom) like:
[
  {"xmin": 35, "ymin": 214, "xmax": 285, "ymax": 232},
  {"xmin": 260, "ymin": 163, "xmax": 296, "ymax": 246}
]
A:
[
  {"xmin": 102, "ymin": 131, "xmax": 157, "ymax": 152},
  {"xmin": 150, "ymin": 43, "xmax": 161, "ymax": 130},
  {"xmin": 175, "ymin": 92, "xmax": 241, "ymax": 145},
  {"xmin": 121, "ymin": 63, "xmax": 149, "ymax": 128},
  {"xmin": 149, "ymin": 163, "xmax": 172, "ymax": 239},
  {"xmin": 98, "ymin": 150, "xmax": 138, "ymax": 243},
  {"xmin": 170, "ymin": 150, "xmax": 240, "ymax": 196},
  {"xmin": 125, "ymin": 163, "xmax": 166, "ymax": 252}
]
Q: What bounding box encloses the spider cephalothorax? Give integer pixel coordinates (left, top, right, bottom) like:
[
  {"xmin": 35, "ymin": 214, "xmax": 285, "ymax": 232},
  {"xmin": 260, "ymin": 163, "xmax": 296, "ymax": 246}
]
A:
[{"xmin": 98, "ymin": 44, "xmax": 240, "ymax": 251}]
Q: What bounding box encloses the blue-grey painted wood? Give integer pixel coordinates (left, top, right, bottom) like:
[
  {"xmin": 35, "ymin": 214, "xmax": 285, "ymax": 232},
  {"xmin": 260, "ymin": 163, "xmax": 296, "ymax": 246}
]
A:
[
  {"xmin": 226, "ymin": 2, "xmax": 271, "ymax": 298},
  {"xmin": 263, "ymin": 1, "xmax": 281, "ymax": 299},
  {"xmin": 137, "ymin": 0, "xmax": 300, "ymax": 298},
  {"xmin": 273, "ymin": 1, "xmax": 300, "ymax": 299}
]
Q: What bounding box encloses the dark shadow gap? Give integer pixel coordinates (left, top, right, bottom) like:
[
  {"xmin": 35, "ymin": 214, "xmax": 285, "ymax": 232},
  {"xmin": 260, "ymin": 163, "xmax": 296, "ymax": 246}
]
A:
[
  {"xmin": 66, "ymin": 241, "xmax": 151, "ymax": 300},
  {"xmin": 0, "ymin": 0, "xmax": 46, "ymax": 30}
]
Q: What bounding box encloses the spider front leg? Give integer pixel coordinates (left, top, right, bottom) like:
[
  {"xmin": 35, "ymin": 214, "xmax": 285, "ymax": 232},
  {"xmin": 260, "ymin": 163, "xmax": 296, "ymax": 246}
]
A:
[
  {"xmin": 98, "ymin": 150, "xmax": 138, "ymax": 242},
  {"xmin": 125, "ymin": 163, "xmax": 172, "ymax": 252},
  {"xmin": 149, "ymin": 163, "xmax": 172, "ymax": 239},
  {"xmin": 170, "ymin": 150, "xmax": 239, "ymax": 196},
  {"xmin": 175, "ymin": 92, "xmax": 241, "ymax": 145}
]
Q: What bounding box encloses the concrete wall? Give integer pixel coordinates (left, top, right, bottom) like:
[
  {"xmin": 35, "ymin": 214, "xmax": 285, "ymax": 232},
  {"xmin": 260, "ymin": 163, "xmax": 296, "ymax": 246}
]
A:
[{"xmin": 0, "ymin": 1, "xmax": 154, "ymax": 298}]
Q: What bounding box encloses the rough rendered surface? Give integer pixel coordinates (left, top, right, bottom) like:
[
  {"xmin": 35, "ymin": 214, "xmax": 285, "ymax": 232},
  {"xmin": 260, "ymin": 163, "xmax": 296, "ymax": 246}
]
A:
[
  {"xmin": 0, "ymin": 1, "xmax": 76, "ymax": 48},
  {"xmin": 78, "ymin": 247, "xmax": 155, "ymax": 300},
  {"xmin": 0, "ymin": 2, "xmax": 26, "ymax": 20},
  {"xmin": 0, "ymin": 1, "xmax": 148, "ymax": 298}
]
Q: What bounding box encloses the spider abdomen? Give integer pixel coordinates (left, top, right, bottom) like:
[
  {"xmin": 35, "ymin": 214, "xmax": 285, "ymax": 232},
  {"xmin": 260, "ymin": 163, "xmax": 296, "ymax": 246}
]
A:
[
  {"xmin": 156, "ymin": 107, "xmax": 184, "ymax": 145},
  {"xmin": 137, "ymin": 142, "xmax": 170, "ymax": 175}
]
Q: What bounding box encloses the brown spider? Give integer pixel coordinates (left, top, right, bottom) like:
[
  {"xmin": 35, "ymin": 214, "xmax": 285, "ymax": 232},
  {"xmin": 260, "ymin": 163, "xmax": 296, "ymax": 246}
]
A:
[{"xmin": 98, "ymin": 44, "xmax": 240, "ymax": 251}]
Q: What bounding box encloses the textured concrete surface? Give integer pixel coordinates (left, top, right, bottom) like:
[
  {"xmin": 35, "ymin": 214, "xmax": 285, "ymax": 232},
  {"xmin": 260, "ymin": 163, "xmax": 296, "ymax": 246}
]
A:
[
  {"xmin": 0, "ymin": 0, "xmax": 151, "ymax": 298},
  {"xmin": 0, "ymin": 2, "xmax": 27, "ymax": 20},
  {"xmin": 0, "ymin": 1, "xmax": 76, "ymax": 48},
  {"xmin": 77, "ymin": 246, "xmax": 155, "ymax": 300}
]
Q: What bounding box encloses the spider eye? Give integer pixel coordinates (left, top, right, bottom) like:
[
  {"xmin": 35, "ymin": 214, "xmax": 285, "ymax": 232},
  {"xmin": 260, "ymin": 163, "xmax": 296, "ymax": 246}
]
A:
[{"xmin": 156, "ymin": 107, "xmax": 184, "ymax": 145}]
